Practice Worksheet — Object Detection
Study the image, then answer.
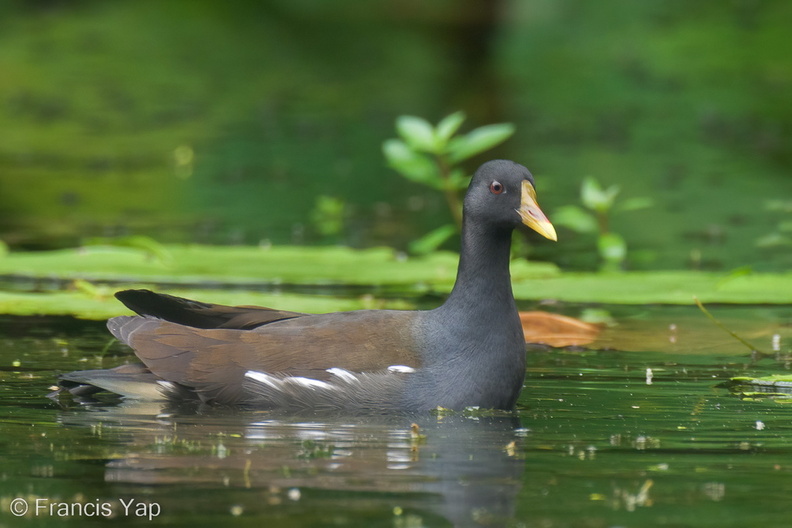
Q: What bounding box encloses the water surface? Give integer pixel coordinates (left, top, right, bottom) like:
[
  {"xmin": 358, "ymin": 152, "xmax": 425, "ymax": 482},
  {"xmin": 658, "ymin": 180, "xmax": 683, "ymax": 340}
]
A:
[{"xmin": 1, "ymin": 306, "xmax": 791, "ymax": 527}]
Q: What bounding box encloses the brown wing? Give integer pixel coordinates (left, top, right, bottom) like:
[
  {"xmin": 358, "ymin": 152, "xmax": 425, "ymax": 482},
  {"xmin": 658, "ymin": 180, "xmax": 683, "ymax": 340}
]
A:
[
  {"xmin": 108, "ymin": 309, "xmax": 422, "ymax": 405},
  {"xmin": 114, "ymin": 289, "xmax": 306, "ymax": 329}
]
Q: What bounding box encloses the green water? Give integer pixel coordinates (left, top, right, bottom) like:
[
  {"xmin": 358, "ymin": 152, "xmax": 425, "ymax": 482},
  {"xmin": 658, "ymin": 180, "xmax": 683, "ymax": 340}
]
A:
[{"xmin": 1, "ymin": 306, "xmax": 792, "ymax": 527}]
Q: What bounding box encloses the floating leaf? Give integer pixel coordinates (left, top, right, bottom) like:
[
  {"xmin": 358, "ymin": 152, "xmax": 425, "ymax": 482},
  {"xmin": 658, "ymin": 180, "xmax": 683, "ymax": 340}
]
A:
[
  {"xmin": 579, "ymin": 308, "xmax": 616, "ymax": 326},
  {"xmin": 552, "ymin": 205, "xmax": 598, "ymax": 234},
  {"xmin": 722, "ymin": 376, "xmax": 792, "ymax": 400},
  {"xmin": 408, "ymin": 224, "xmax": 457, "ymax": 255},
  {"xmin": 82, "ymin": 235, "xmax": 173, "ymax": 265},
  {"xmin": 395, "ymin": 115, "xmax": 438, "ymax": 153},
  {"xmin": 519, "ymin": 311, "xmax": 601, "ymax": 347},
  {"xmin": 447, "ymin": 123, "xmax": 515, "ymax": 163},
  {"xmin": 435, "ymin": 111, "xmax": 466, "ymax": 144},
  {"xmin": 725, "ymin": 265, "xmax": 753, "ymax": 279},
  {"xmin": 71, "ymin": 278, "xmax": 112, "ymax": 300}
]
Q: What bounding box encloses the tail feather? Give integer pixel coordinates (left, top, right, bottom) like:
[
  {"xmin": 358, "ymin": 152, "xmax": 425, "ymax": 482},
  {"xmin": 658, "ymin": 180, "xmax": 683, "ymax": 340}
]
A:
[
  {"xmin": 56, "ymin": 363, "xmax": 184, "ymax": 400},
  {"xmin": 114, "ymin": 289, "xmax": 305, "ymax": 329},
  {"xmin": 107, "ymin": 315, "xmax": 161, "ymax": 346}
]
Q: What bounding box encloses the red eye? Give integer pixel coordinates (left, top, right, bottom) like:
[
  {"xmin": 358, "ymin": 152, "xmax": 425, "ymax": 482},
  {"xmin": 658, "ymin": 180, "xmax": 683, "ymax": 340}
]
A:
[{"xmin": 489, "ymin": 181, "xmax": 504, "ymax": 194}]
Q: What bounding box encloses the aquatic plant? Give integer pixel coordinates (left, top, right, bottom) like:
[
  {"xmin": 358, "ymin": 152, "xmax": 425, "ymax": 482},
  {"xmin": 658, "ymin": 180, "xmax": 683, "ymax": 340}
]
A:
[
  {"xmin": 382, "ymin": 112, "xmax": 515, "ymax": 254},
  {"xmin": 310, "ymin": 195, "xmax": 346, "ymax": 242},
  {"xmin": 296, "ymin": 439, "xmax": 335, "ymax": 460},
  {"xmin": 553, "ymin": 177, "xmax": 652, "ymax": 271},
  {"xmin": 756, "ymin": 199, "xmax": 792, "ymax": 253}
]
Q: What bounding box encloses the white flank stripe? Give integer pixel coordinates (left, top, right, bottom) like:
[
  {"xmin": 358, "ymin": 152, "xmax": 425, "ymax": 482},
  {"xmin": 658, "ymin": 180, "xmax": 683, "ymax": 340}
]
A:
[
  {"xmin": 285, "ymin": 376, "xmax": 334, "ymax": 390},
  {"xmin": 245, "ymin": 371, "xmax": 282, "ymax": 390},
  {"xmin": 387, "ymin": 365, "xmax": 416, "ymax": 374},
  {"xmin": 326, "ymin": 368, "xmax": 359, "ymax": 383}
]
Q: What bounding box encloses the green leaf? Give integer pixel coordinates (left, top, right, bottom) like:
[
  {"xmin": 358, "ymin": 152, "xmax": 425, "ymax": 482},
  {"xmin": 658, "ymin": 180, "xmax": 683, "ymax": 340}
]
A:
[
  {"xmin": 311, "ymin": 195, "xmax": 346, "ymax": 237},
  {"xmin": 395, "ymin": 115, "xmax": 438, "ymax": 153},
  {"xmin": 716, "ymin": 266, "xmax": 756, "ymax": 289},
  {"xmin": 446, "ymin": 168, "xmax": 471, "ymax": 191},
  {"xmin": 755, "ymin": 233, "xmax": 792, "ymax": 248},
  {"xmin": 552, "ymin": 205, "xmax": 598, "ymax": 234},
  {"xmin": 82, "ymin": 235, "xmax": 173, "ymax": 265},
  {"xmin": 731, "ymin": 375, "xmax": 792, "ymax": 385},
  {"xmin": 408, "ymin": 224, "xmax": 458, "ymax": 255},
  {"xmin": 723, "ymin": 375, "xmax": 792, "ymax": 400},
  {"xmin": 581, "ymin": 177, "xmax": 619, "ymax": 213},
  {"xmin": 72, "ymin": 278, "xmax": 111, "ymax": 299},
  {"xmin": 616, "ymin": 196, "xmax": 654, "ymax": 212},
  {"xmin": 778, "ymin": 221, "xmax": 792, "ymax": 233},
  {"xmin": 435, "ymin": 111, "xmax": 466, "ymax": 144},
  {"xmin": 382, "ymin": 138, "xmax": 413, "ymax": 165},
  {"xmin": 603, "ymin": 188, "xmax": 621, "ymax": 211},
  {"xmin": 382, "ymin": 139, "xmax": 442, "ymax": 189},
  {"xmin": 598, "ymin": 232, "xmax": 627, "ymax": 269},
  {"xmin": 765, "ymin": 200, "xmax": 792, "ymax": 213},
  {"xmin": 580, "ymin": 177, "xmax": 602, "ymax": 210},
  {"xmin": 447, "ymin": 123, "xmax": 515, "ymax": 163},
  {"xmin": 579, "ymin": 308, "xmax": 616, "ymax": 326}
]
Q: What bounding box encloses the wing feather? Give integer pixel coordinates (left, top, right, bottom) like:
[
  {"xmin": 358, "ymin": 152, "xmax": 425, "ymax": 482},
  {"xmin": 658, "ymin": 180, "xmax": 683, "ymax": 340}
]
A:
[{"xmin": 107, "ymin": 309, "xmax": 422, "ymax": 405}]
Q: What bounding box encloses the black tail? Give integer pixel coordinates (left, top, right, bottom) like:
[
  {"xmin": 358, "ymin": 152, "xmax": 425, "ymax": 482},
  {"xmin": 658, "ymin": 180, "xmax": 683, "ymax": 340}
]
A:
[
  {"xmin": 115, "ymin": 290, "xmax": 226, "ymax": 328},
  {"xmin": 114, "ymin": 289, "xmax": 305, "ymax": 329}
]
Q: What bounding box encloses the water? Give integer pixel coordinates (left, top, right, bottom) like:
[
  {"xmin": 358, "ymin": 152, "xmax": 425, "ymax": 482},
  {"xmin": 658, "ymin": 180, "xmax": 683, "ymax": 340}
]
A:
[{"xmin": 1, "ymin": 306, "xmax": 792, "ymax": 527}]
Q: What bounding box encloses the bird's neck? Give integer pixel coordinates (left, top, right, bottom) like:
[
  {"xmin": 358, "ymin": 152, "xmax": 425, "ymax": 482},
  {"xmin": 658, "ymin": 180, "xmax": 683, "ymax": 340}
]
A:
[
  {"xmin": 421, "ymin": 219, "xmax": 526, "ymax": 410},
  {"xmin": 441, "ymin": 220, "xmax": 518, "ymax": 321}
]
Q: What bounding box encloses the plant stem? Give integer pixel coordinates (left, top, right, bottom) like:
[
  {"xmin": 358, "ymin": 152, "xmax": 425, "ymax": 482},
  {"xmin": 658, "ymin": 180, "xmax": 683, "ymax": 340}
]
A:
[
  {"xmin": 693, "ymin": 297, "xmax": 764, "ymax": 353},
  {"xmin": 596, "ymin": 210, "xmax": 609, "ymax": 235},
  {"xmin": 436, "ymin": 156, "xmax": 463, "ymax": 228}
]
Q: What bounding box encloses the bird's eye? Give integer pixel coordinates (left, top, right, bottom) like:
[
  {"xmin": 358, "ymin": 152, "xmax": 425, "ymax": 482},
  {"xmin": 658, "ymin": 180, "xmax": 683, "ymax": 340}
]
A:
[{"xmin": 489, "ymin": 181, "xmax": 504, "ymax": 195}]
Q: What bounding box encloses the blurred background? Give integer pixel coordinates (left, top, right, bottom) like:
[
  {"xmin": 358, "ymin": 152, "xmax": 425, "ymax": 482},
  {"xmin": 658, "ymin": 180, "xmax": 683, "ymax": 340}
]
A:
[{"xmin": 1, "ymin": 0, "xmax": 791, "ymax": 271}]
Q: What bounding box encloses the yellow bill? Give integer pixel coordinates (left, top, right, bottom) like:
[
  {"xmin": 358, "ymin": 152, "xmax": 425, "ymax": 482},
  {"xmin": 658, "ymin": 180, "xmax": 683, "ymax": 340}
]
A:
[{"xmin": 517, "ymin": 180, "xmax": 557, "ymax": 241}]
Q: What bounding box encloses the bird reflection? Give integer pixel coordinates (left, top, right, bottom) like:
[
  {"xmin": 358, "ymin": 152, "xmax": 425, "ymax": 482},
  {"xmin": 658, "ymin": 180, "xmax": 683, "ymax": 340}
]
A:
[{"xmin": 57, "ymin": 401, "xmax": 525, "ymax": 527}]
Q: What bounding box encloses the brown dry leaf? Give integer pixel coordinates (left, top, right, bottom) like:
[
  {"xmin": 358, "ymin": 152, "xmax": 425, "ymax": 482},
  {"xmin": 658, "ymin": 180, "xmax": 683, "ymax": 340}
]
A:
[{"xmin": 519, "ymin": 311, "xmax": 601, "ymax": 347}]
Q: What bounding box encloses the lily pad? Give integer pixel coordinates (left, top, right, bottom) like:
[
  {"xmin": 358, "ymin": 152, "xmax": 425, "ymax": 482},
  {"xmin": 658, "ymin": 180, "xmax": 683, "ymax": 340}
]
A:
[
  {"xmin": 512, "ymin": 271, "xmax": 792, "ymax": 304},
  {"xmin": 519, "ymin": 311, "xmax": 601, "ymax": 347},
  {"xmin": 721, "ymin": 376, "xmax": 792, "ymax": 401},
  {"xmin": 0, "ymin": 288, "xmax": 413, "ymax": 321},
  {"xmin": 3, "ymin": 245, "xmax": 792, "ymax": 321},
  {"xmin": 0, "ymin": 244, "xmax": 558, "ymax": 290}
]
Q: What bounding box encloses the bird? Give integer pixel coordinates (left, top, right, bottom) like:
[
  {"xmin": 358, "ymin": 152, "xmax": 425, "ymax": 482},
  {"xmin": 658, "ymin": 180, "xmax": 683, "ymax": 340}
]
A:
[{"xmin": 56, "ymin": 160, "xmax": 557, "ymax": 412}]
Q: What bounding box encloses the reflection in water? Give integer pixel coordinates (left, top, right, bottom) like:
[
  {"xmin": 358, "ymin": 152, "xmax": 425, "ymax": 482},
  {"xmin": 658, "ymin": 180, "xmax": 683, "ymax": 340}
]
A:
[
  {"xmin": 57, "ymin": 402, "xmax": 525, "ymax": 526},
  {"xmin": 9, "ymin": 306, "xmax": 792, "ymax": 525}
]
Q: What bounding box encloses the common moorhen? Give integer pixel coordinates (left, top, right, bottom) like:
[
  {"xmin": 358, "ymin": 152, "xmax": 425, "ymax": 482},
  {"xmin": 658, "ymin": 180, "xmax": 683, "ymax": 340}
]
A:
[{"xmin": 57, "ymin": 160, "xmax": 556, "ymax": 411}]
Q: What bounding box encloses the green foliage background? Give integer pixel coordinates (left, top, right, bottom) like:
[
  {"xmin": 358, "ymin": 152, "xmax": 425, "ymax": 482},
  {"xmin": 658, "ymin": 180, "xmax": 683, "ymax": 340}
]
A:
[{"xmin": 1, "ymin": 0, "xmax": 791, "ymax": 271}]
